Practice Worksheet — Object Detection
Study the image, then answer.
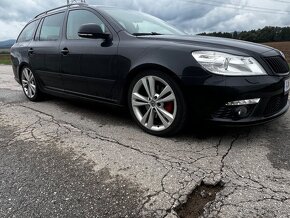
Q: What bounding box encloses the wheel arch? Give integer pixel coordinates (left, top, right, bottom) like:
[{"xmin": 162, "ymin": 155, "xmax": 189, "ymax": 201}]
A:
[
  {"xmin": 18, "ymin": 62, "xmax": 30, "ymax": 83},
  {"xmin": 120, "ymin": 63, "xmax": 184, "ymax": 105}
]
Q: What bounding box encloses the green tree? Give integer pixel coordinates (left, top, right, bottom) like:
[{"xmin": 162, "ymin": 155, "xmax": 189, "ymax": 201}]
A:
[
  {"xmin": 198, "ymin": 26, "xmax": 290, "ymax": 43},
  {"xmin": 233, "ymin": 31, "xmax": 238, "ymax": 39}
]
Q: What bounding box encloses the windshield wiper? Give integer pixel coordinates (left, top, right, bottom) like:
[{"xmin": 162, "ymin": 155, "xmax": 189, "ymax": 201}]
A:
[{"xmin": 132, "ymin": 32, "xmax": 163, "ymax": 36}]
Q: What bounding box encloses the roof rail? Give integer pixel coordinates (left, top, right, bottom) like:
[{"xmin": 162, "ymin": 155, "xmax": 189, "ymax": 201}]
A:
[{"xmin": 34, "ymin": 3, "xmax": 87, "ymax": 18}]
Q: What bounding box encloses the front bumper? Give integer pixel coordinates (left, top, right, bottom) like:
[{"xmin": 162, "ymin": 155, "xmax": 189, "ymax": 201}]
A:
[
  {"xmin": 209, "ymin": 97, "xmax": 289, "ymax": 126},
  {"xmin": 181, "ymin": 74, "xmax": 289, "ymax": 125}
]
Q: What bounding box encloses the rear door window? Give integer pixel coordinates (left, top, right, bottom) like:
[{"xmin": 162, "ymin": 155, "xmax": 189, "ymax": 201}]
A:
[
  {"xmin": 40, "ymin": 13, "xmax": 65, "ymax": 41},
  {"xmin": 17, "ymin": 20, "xmax": 39, "ymax": 42}
]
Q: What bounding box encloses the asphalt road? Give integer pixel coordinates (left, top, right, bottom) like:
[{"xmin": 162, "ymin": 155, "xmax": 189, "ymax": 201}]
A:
[{"xmin": 0, "ymin": 65, "xmax": 290, "ymax": 218}]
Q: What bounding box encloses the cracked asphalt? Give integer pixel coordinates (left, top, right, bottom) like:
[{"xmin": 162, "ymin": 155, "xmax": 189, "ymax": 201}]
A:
[{"xmin": 0, "ymin": 65, "xmax": 290, "ymax": 217}]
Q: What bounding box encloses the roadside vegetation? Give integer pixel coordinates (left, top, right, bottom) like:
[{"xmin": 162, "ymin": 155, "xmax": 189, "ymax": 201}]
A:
[
  {"xmin": 0, "ymin": 49, "xmax": 10, "ymax": 65},
  {"xmin": 0, "ymin": 54, "xmax": 11, "ymax": 65}
]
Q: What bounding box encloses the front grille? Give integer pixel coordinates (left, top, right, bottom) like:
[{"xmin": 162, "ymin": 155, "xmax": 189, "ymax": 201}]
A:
[
  {"xmin": 212, "ymin": 106, "xmax": 234, "ymax": 119},
  {"xmin": 264, "ymin": 94, "xmax": 289, "ymax": 117},
  {"xmin": 263, "ymin": 56, "xmax": 289, "ymax": 75}
]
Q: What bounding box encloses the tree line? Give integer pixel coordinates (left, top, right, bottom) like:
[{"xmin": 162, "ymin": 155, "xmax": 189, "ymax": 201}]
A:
[{"xmin": 198, "ymin": 26, "xmax": 290, "ymax": 43}]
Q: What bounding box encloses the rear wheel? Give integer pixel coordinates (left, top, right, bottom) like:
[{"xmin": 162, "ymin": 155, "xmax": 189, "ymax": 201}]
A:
[
  {"xmin": 21, "ymin": 66, "xmax": 43, "ymax": 102},
  {"xmin": 128, "ymin": 70, "xmax": 187, "ymax": 136}
]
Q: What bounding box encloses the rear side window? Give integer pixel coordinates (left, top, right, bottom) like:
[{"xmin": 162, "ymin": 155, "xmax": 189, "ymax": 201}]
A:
[
  {"xmin": 40, "ymin": 13, "xmax": 65, "ymax": 41},
  {"xmin": 17, "ymin": 20, "xmax": 39, "ymax": 42},
  {"xmin": 67, "ymin": 10, "xmax": 106, "ymax": 40}
]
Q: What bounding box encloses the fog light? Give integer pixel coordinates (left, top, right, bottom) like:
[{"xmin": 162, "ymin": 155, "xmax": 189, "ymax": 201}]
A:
[
  {"xmin": 235, "ymin": 106, "xmax": 249, "ymax": 118},
  {"xmin": 226, "ymin": 98, "xmax": 260, "ymax": 106}
]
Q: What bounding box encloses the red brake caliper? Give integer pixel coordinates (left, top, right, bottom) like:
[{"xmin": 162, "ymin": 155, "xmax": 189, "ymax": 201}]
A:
[{"xmin": 164, "ymin": 102, "xmax": 174, "ymax": 114}]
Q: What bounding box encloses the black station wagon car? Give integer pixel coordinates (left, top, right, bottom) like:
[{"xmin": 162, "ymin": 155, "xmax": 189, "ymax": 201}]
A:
[{"xmin": 11, "ymin": 3, "xmax": 290, "ymax": 136}]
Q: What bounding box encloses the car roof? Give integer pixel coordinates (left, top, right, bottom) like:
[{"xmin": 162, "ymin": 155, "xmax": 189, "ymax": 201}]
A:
[
  {"xmin": 34, "ymin": 3, "xmax": 83, "ymax": 18},
  {"xmin": 30, "ymin": 3, "xmax": 124, "ymax": 34},
  {"xmin": 33, "ymin": 4, "xmax": 132, "ymax": 20}
]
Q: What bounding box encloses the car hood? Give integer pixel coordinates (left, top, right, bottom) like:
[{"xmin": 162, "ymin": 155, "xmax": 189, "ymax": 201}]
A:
[{"xmin": 139, "ymin": 35, "xmax": 274, "ymax": 55}]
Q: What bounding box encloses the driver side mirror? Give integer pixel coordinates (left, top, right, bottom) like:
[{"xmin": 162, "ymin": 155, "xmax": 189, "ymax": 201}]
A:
[{"xmin": 78, "ymin": 24, "xmax": 111, "ymax": 40}]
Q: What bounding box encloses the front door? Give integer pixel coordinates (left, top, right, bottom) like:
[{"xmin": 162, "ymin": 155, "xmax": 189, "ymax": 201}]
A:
[{"xmin": 60, "ymin": 9, "xmax": 118, "ymax": 100}]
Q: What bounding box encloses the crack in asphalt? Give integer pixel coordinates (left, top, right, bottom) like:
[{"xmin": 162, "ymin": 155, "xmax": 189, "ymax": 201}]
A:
[
  {"xmin": 201, "ymin": 129, "xmax": 290, "ymax": 218},
  {"xmin": 19, "ymin": 105, "xmax": 187, "ymax": 165},
  {"xmin": 220, "ymin": 134, "xmax": 240, "ymax": 176}
]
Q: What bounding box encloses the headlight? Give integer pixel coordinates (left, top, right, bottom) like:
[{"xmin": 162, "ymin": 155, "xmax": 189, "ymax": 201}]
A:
[{"xmin": 192, "ymin": 51, "xmax": 267, "ymax": 76}]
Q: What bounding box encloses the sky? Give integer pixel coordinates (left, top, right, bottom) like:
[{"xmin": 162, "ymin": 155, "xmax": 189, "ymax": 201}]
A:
[{"xmin": 0, "ymin": 0, "xmax": 289, "ymax": 41}]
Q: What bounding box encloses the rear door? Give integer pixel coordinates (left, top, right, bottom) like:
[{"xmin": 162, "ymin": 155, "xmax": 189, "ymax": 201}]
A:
[
  {"xmin": 29, "ymin": 12, "xmax": 65, "ymax": 91},
  {"xmin": 60, "ymin": 9, "xmax": 119, "ymax": 99},
  {"xmin": 11, "ymin": 19, "xmax": 40, "ymax": 80}
]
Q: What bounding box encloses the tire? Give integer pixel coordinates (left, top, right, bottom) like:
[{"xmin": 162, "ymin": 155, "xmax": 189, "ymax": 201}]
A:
[
  {"xmin": 128, "ymin": 70, "xmax": 187, "ymax": 136},
  {"xmin": 20, "ymin": 66, "xmax": 43, "ymax": 102}
]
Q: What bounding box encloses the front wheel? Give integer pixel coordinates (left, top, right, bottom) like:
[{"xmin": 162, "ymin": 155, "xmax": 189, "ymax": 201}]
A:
[{"xmin": 128, "ymin": 71, "xmax": 187, "ymax": 136}]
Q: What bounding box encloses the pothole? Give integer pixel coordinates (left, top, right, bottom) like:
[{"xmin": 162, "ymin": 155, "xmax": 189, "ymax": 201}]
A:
[{"xmin": 176, "ymin": 182, "xmax": 224, "ymax": 218}]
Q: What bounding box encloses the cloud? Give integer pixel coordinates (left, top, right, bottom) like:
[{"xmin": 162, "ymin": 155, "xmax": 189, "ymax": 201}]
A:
[
  {"xmin": 0, "ymin": 0, "xmax": 289, "ymax": 40},
  {"xmin": 0, "ymin": 1, "xmax": 55, "ymax": 24},
  {"xmin": 0, "ymin": 20, "xmax": 26, "ymax": 40}
]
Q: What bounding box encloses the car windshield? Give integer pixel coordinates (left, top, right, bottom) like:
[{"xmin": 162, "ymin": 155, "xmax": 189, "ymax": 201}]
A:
[{"xmin": 101, "ymin": 7, "xmax": 185, "ymax": 36}]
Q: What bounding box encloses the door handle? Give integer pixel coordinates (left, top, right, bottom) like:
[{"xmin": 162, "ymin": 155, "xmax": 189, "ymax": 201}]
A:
[
  {"xmin": 61, "ymin": 48, "xmax": 69, "ymax": 56},
  {"xmin": 28, "ymin": 48, "xmax": 34, "ymax": 55}
]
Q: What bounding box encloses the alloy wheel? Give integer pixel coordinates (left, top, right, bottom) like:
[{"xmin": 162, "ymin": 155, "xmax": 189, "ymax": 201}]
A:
[
  {"xmin": 21, "ymin": 67, "xmax": 36, "ymax": 99},
  {"xmin": 131, "ymin": 75, "xmax": 177, "ymax": 132}
]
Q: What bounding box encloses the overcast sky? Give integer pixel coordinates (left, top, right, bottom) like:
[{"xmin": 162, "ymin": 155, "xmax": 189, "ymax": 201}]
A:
[{"xmin": 0, "ymin": 0, "xmax": 289, "ymax": 41}]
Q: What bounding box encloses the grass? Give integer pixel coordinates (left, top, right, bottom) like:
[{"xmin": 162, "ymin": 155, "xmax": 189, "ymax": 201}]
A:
[
  {"xmin": 0, "ymin": 54, "xmax": 11, "ymax": 65},
  {"xmin": 0, "ymin": 48, "xmax": 10, "ymax": 54}
]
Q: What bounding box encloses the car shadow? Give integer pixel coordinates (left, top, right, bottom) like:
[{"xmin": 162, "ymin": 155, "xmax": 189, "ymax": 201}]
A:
[{"xmin": 46, "ymin": 96, "xmax": 254, "ymax": 140}]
